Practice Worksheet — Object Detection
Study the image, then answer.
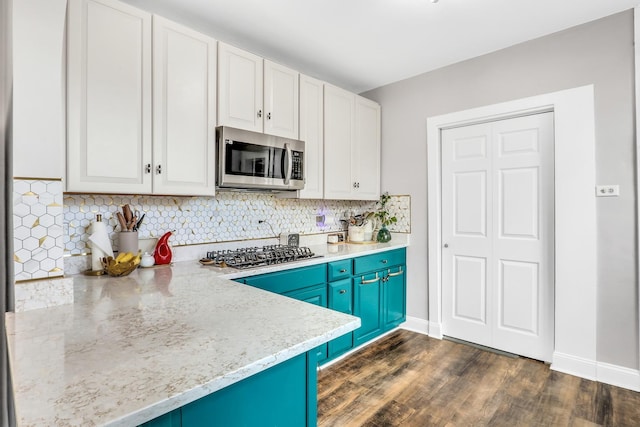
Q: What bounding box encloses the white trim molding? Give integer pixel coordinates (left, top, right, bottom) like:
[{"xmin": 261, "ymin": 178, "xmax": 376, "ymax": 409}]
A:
[
  {"xmin": 400, "ymin": 316, "xmax": 430, "ymax": 335},
  {"xmin": 597, "ymin": 362, "xmax": 640, "ymax": 392},
  {"xmin": 552, "ymin": 352, "xmax": 597, "ymax": 381},
  {"xmin": 634, "ymin": 5, "xmax": 640, "ymax": 392},
  {"xmin": 426, "ymin": 85, "xmax": 598, "ymax": 377}
]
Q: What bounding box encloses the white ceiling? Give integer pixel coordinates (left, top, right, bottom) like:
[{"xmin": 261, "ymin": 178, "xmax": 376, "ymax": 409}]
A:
[{"xmin": 121, "ymin": 0, "xmax": 639, "ymax": 93}]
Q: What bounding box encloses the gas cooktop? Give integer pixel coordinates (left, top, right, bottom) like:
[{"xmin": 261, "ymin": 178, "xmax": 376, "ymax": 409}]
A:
[{"xmin": 204, "ymin": 245, "xmax": 320, "ymax": 269}]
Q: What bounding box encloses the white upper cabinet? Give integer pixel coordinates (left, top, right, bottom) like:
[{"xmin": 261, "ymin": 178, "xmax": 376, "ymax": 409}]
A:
[
  {"xmin": 353, "ymin": 95, "xmax": 381, "ymax": 200},
  {"xmin": 218, "ymin": 44, "xmax": 299, "ymax": 138},
  {"xmin": 152, "ymin": 16, "xmax": 217, "ymax": 196},
  {"xmin": 264, "ymin": 60, "xmax": 299, "ymax": 139},
  {"xmin": 324, "ymin": 84, "xmax": 380, "ymax": 201},
  {"xmin": 217, "ymin": 42, "xmax": 264, "ymax": 133},
  {"xmin": 67, "ymin": 0, "xmax": 152, "ymax": 193},
  {"xmin": 324, "ymin": 84, "xmax": 355, "ymax": 200},
  {"xmin": 13, "ymin": 0, "xmax": 67, "ymax": 179},
  {"xmin": 298, "ymin": 75, "xmax": 324, "ymax": 199},
  {"xmin": 67, "ymin": 1, "xmax": 217, "ymax": 195}
]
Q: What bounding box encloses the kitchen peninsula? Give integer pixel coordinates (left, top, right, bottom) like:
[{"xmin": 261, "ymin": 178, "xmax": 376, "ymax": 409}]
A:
[{"xmin": 6, "ymin": 262, "xmax": 360, "ymax": 426}]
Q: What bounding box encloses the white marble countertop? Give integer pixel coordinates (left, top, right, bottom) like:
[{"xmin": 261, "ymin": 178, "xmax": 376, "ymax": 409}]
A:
[
  {"xmin": 6, "ymin": 238, "xmax": 408, "ymax": 426},
  {"xmin": 6, "ymin": 267, "xmax": 359, "ymax": 426}
]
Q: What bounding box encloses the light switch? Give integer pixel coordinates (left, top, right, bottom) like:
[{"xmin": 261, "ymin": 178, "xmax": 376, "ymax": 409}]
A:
[{"xmin": 595, "ymin": 185, "xmax": 620, "ymax": 197}]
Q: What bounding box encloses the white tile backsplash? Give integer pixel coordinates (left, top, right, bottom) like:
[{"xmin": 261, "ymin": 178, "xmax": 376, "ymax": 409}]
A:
[
  {"xmin": 63, "ymin": 192, "xmax": 411, "ymax": 256},
  {"xmin": 13, "ymin": 179, "xmax": 65, "ymax": 281}
]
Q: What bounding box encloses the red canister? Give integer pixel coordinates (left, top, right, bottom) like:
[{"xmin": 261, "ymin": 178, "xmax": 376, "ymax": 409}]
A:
[{"xmin": 154, "ymin": 231, "xmax": 173, "ymax": 265}]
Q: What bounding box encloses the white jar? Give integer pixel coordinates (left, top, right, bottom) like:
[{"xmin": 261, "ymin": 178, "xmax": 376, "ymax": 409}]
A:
[
  {"xmin": 348, "ymin": 225, "xmax": 365, "ymax": 242},
  {"xmin": 140, "ymin": 252, "xmax": 155, "ymax": 268}
]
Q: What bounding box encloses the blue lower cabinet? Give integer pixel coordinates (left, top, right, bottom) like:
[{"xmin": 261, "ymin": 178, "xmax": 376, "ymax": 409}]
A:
[
  {"xmin": 141, "ymin": 352, "xmax": 318, "ymax": 427},
  {"xmin": 327, "ymin": 279, "xmax": 353, "ymax": 359},
  {"xmin": 285, "ymin": 284, "xmax": 328, "ymax": 363},
  {"xmin": 353, "ymin": 271, "xmax": 383, "ymax": 346},
  {"xmin": 352, "ymin": 248, "xmax": 407, "ymax": 347},
  {"xmin": 139, "ymin": 410, "xmax": 181, "ymax": 427},
  {"xmin": 384, "ymin": 266, "xmax": 406, "ymax": 329},
  {"xmin": 238, "ymin": 248, "xmax": 406, "ymax": 363}
]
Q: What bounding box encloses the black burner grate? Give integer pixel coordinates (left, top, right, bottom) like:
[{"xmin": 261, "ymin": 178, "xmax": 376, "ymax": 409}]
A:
[{"xmin": 206, "ymin": 245, "xmax": 316, "ymax": 269}]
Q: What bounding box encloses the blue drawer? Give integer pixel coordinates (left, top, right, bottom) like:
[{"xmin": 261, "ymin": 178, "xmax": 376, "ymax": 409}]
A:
[
  {"xmin": 244, "ymin": 264, "xmax": 327, "ymax": 294},
  {"xmin": 353, "ymin": 248, "xmax": 406, "ymax": 275},
  {"xmin": 328, "ymin": 260, "xmax": 352, "ymax": 282}
]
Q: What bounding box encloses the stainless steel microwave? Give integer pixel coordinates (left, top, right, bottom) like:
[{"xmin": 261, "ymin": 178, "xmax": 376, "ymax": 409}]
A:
[{"xmin": 216, "ymin": 126, "xmax": 305, "ymax": 191}]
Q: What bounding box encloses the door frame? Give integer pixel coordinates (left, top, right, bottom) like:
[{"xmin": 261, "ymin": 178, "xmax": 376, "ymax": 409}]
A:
[{"xmin": 427, "ymin": 85, "xmax": 597, "ymax": 379}]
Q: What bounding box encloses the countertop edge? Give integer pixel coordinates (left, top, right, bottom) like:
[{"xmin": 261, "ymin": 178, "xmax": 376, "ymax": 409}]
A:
[{"xmin": 106, "ymin": 318, "xmax": 361, "ymax": 427}]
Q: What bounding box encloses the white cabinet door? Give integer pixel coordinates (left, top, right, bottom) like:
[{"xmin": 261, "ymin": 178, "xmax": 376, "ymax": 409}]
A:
[
  {"xmin": 298, "ymin": 75, "xmax": 323, "ymax": 199},
  {"xmin": 323, "ymin": 84, "xmax": 355, "ymax": 200},
  {"xmin": 218, "ymin": 42, "xmax": 263, "ymax": 133},
  {"xmin": 152, "ymin": 16, "xmax": 217, "ymax": 196},
  {"xmin": 67, "ymin": 0, "xmax": 152, "ymax": 193},
  {"xmin": 353, "ymin": 96, "xmax": 381, "ymax": 201},
  {"xmin": 324, "ymin": 85, "xmax": 381, "ymax": 200},
  {"xmin": 264, "ymin": 60, "xmax": 299, "ymax": 139},
  {"xmin": 13, "ymin": 0, "xmax": 67, "ymax": 179}
]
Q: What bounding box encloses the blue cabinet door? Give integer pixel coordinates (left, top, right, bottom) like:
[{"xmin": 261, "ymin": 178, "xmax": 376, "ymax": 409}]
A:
[
  {"xmin": 383, "ymin": 266, "xmax": 406, "ymax": 330},
  {"xmin": 285, "ymin": 284, "xmax": 328, "ymax": 363},
  {"xmin": 353, "ymin": 271, "xmax": 383, "ymax": 346},
  {"xmin": 328, "ymin": 279, "xmax": 353, "ymax": 358}
]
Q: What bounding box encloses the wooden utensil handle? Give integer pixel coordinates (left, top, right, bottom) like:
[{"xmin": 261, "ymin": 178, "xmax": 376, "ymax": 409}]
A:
[
  {"xmin": 116, "ymin": 212, "xmax": 127, "ymax": 230},
  {"xmin": 123, "ymin": 204, "xmax": 133, "ymax": 222}
]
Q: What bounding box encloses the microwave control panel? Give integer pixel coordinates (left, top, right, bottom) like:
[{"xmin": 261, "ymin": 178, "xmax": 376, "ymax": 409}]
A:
[{"xmin": 291, "ymin": 151, "xmax": 303, "ymax": 180}]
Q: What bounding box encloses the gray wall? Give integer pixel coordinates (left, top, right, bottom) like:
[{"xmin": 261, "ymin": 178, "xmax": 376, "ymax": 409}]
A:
[{"xmin": 363, "ymin": 10, "xmax": 637, "ymax": 369}]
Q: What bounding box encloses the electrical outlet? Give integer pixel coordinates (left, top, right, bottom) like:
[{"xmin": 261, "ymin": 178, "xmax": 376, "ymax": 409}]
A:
[{"xmin": 595, "ymin": 185, "xmax": 619, "ymax": 197}]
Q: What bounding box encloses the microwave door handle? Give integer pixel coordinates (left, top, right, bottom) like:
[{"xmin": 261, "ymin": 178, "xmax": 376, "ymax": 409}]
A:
[{"xmin": 284, "ymin": 143, "xmax": 292, "ymax": 185}]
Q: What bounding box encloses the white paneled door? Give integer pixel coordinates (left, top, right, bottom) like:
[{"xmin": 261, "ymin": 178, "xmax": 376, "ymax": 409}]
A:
[{"xmin": 441, "ymin": 112, "xmax": 554, "ymax": 362}]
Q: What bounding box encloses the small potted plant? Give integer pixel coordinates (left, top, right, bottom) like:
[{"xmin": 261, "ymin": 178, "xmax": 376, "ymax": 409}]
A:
[{"xmin": 374, "ymin": 192, "xmax": 397, "ymax": 243}]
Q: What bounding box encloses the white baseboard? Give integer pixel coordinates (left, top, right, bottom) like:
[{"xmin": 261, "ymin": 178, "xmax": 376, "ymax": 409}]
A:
[
  {"xmin": 400, "ymin": 316, "xmax": 429, "ymax": 335},
  {"xmin": 597, "ymin": 362, "xmax": 640, "ymax": 392},
  {"xmin": 400, "ymin": 317, "xmax": 444, "ymax": 339},
  {"xmin": 551, "ymin": 352, "xmax": 597, "ymax": 381},
  {"xmin": 429, "ymin": 321, "xmax": 443, "ymax": 339},
  {"xmin": 553, "ymin": 353, "xmax": 640, "ymax": 392}
]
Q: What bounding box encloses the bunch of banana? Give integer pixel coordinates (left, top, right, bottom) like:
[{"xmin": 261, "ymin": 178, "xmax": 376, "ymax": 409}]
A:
[{"xmin": 102, "ymin": 251, "xmax": 142, "ymax": 277}]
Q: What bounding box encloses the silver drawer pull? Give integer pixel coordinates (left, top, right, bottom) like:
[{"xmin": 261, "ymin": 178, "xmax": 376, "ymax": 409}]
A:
[
  {"xmin": 361, "ymin": 273, "xmax": 380, "ymax": 285},
  {"xmin": 387, "ymin": 267, "xmax": 403, "ymax": 277},
  {"xmin": 339, "ymin": 269, "xmax": 347, "ymax": 273},
  {"xmin": 339, "ymin": 289, "xmax": 347, "ymax": 294}
]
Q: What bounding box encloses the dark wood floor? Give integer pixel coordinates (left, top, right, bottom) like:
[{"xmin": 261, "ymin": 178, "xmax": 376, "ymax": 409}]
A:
[{"xmin": 317, "ymin": 330, "xmax": 640, "ymax": 427}]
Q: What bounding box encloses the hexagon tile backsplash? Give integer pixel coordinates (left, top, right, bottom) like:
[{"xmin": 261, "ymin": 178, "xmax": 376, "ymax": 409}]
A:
[
  {"xmin": 13, "ymin": 179, "xmax": 65, "ymax": 281},
  {"xmin": 11, "ymin": 179, "xmax": 411, "ymax": 280},
  {"xmin": 63, "ymin": 192, "xmax": 411, "ymax": 255}
]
